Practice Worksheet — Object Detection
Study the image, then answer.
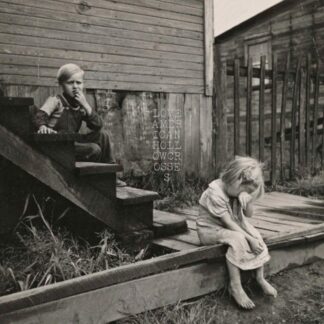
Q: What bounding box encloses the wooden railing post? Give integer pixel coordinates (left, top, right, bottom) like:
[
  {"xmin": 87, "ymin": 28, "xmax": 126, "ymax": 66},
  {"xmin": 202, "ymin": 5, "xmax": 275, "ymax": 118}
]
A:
[
  {"xmin": 312, "ymin": 61, "xmax": 320, "ymax": 172},
  {"xmin": 214, "ymin": 45, "xmax": 228, "ymax": 176},
  {"xmin": 280, "ymin": 53, "xmax": 290, "ymax": 181},
  {"xmin": 271, "ymin": 53, "xmax": 278, "ymax": 185},
  {"xmin": 259, "ymin": 56, "xmax": 266, "ymax": 162},
  {"xmin": 299, "ymin": 64, "xmax": 306, "ymax": 170},
  {"xmin": 234, "ymin": 58, "xmax": 240, "ymax": 156},
  {"xmin": 290, "ymin": 57, "xmax": 301, "ymax": 179},
  {"xmin": 246, "ymin": 57, "xmax": 252, "ymax": 156},
  {"xmin": 305, "ymin": 54, "xmax": 311, "ymax": 170}
]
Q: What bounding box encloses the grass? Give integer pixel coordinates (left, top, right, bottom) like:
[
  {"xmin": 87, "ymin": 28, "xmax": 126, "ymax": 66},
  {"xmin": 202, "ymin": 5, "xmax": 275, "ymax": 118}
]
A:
[
  {"xmin": 274, "ymin": 171, "xmax": 324, "ymax": 198},
  {"xmin": 0, "ymin": 195, "xmax": 138, "ymax": 297},
  {"xmin": 123, "ymin": 169, "xmax": 208, "ymax": 211}
]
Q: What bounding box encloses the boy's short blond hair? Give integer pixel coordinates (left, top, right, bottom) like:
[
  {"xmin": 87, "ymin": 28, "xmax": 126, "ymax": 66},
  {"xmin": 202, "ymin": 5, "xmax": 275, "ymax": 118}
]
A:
[
  {"xmin": 221, "ymin": 156, "xmax": 265, "ymax": 199},
  {"xmin": 57, "ymin": 63, "xmax": 84, "ymax": 85}
]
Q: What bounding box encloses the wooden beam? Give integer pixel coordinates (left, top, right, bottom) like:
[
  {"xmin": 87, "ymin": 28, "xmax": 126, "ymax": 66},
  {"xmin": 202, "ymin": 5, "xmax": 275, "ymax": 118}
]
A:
[
  {"xmin": 214, "ymin": 46, "xmax": 228, "ymax": 175},
  {"xmin": 204, "ymin": 0, "xmax": 214, "ymax": 96},
  {"xmin": 1, "ymin": 237, "xmax": 323, "ymax": 323}
]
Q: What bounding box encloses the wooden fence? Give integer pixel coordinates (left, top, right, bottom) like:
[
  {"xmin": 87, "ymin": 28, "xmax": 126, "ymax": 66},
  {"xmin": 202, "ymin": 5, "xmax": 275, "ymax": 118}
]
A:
[{"xmin": 216, "ymin": 53, "xmax": 324, "ymax": 184}]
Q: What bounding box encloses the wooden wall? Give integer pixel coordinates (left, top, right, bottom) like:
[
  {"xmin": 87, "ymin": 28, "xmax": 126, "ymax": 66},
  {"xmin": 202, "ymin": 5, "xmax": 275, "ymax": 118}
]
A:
[
  {"xmin": 215, "ymin": 0, "xmax": 324, "ymax": 170},
  {"xmin": 2, "ymin": 85, "xmax": 214, "ymax": 180},
  {"xmin": 216, "ymin": 0, "xmax": 324, "ymax": 69},
  {"xmin": 0, "ymin": 0, "xmax": 204, "ymax": 94},
  {"xmin": 0, "ymin": 0, "xmax": 216, "ymax": 180}
]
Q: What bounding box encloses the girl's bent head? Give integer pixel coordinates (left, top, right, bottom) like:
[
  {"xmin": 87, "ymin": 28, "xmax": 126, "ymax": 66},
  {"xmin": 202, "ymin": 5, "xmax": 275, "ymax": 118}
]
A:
[{"xmin": 221, "ymin": 156, "xmax": 264, "ymax": 199}]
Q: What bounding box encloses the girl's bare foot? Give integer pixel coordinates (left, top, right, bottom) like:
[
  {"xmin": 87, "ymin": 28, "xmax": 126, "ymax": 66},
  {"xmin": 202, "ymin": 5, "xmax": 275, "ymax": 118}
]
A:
[
  {"xmin": 257, "ymin": 278, "xmax": 277, "ymax": 297},
  {"xmin": 229, "ymin": 284, "xmax": 255, "ymax": 309}
]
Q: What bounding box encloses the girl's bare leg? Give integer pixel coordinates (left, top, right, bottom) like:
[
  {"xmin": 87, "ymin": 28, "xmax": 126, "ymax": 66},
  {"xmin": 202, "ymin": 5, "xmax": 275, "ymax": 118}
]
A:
[
  {"xmin": 226, "ymin": 259, "xmax": 255, "ymax": 309},
  {"xmin": 255, "ymin": 266, "xmax": 277, "ymax": 297}
]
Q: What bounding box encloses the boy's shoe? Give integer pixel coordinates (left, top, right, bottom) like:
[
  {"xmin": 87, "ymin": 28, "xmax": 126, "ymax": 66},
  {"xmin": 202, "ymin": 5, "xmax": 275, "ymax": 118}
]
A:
[{"xmin": 116, "ymin": 179, "xmax": 127, "ymax": 187}]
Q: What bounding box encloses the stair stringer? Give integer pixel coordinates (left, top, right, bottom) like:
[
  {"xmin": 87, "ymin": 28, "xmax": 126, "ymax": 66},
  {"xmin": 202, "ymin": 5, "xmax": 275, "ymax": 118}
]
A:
[{"xmin": 0, "ymin": 125, "xmax": 122, "ymax": 232}]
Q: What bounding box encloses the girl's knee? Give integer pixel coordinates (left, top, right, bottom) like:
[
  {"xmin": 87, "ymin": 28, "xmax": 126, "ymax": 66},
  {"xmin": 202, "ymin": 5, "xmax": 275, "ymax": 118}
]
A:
[{"xmin": 87, "ymin": 143, "xmax": 102, "ymax": 160}]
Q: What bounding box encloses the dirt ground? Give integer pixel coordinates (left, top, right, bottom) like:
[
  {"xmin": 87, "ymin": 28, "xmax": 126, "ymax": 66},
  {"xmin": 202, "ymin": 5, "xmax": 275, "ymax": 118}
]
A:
[
  {"xmin": 207, "ymin": 260, "xmax": 324, "ymax": 324},
  {"xmin": 123, "ymin": 259, "xmax": 324, "ymax": 324}
]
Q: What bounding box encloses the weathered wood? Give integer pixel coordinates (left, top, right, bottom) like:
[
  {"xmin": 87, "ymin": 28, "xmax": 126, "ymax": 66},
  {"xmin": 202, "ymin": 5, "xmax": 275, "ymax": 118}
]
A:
[
  {"xmin": 0, "ymin": 75, "xmax": 204, "ymax": 94},
  {"xmin": 199, "ymin": 95, "xmax": 213, "ymax": 179},
  {"xmin": 0, "ymin": 1, "xmax": 203, "ymax": 38},
  {"xmin": 280, "ymin": 53, "xmax": 290, "ymax": 180},
  {"xmin": 290, "ymin": 57, "xmax": 301, "ymax": 178},
  {"xmin": 153, "ymin": 209, "xmax": 188, "ymax": 237},
  {"xmin": 204, "ymin": 0, "xmax": 214, "ymax": 96},
  {"xmin": 0, "ymin": 64, "xmax": 204, "ymax": 87},
  {"xmin": 116, "ymin": 186, "xmax": 159, "ymax": 205},
  {"xmin": 305, "ymin": 54, "xmax": 312, "ymax": 168},
  {"xmin": 299, "ymin": 67, "xmax": 306, "ymax": 168},
  {"xmin": 271, "ymin": 53, "xmax": 278, "ymax": 185},
  {"xmin": 312, "ymin": 62, "xmax": 320, "ymax": 171},
  {"xmin": 259, "ymin": 56, "xmax": 266, "ymax": 161},
  {"xmin": 0, "ymin": 12, "xmax": 203, "ymax": 49},
  {"xmin": 1, "ymin": 237, "xmax": 323, "ymax": 323},
  {"xmin": 0, "ymin": 96, "xmax": 33, "ymax": 136},
  {"xmin": 214, "ymin": 49, "xmax": 228, "ymax": 174},
  {"xmin": 246, "ymin": 57, "xmax": 253, "ymax": 156},
  {"xmin": 234, "ymin": 58, "xmax": 240, "ymax": 155},
  {"xmin": 0, "ymin": 125, "xmax": 122, "ymax": 231},
  {"xmin": 75, "ymin": 162, "xmax": 122, "ymax": 176},
  {"xmin": 0, "ymin": 160, "xmax": 31, "ymax": 234}
]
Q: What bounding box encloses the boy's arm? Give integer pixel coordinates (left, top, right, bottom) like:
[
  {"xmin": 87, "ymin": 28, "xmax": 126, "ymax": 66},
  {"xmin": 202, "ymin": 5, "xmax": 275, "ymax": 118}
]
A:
[{"xmin": 33, "ymin": 96, "xmax": 58, "ymax": 132}]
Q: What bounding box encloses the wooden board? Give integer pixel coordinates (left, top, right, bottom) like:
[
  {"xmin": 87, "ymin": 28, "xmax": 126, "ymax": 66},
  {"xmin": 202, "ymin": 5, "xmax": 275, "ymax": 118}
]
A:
[
  {"xmin": 1, "ymin": 238, "xmax": 323, "ymax": 323},
  {"xmin": 0, "ymin": 0, "xmax": 206, "ymax": 94},
  {"xmin": 117, "ymin": 186, "xmax": 159, "ymax": 205},
  {"xmin": 75, "ymin": 162, "xmax": 122, "ymax": 176}
]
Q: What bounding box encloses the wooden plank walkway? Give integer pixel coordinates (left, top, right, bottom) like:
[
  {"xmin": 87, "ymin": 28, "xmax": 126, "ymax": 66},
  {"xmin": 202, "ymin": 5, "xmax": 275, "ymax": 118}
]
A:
[
  {"xmin": 1, "ymin": 191, "xmax": 324, "ymax": 323},
  {"xmin": 153, "ymin": 191, "xmax": 324, "ymax": 251}
]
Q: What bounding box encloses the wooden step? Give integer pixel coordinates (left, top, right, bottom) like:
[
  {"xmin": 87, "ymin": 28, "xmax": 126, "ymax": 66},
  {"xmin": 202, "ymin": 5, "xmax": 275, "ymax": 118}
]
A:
[
  {"xmin": 75, "ymin": 162, "xmax": 122, "ymax": 176},
  {"xmin": 32, "ymin": 133, "xmax": 81, "ymax": 170},
  {"xmin": 0, "ymin": 97, "xmax": 34, "ymax": 136},
  {"xmin": 116, "ymin": 186, "xmax": 159, "ymax": 205},
  {"xmin": 153, "ymin": 209, "xmax": 188, "ymax": 237},
  {"xmin": 116, "ymin": 187, "xmax": 159, "ymax": 233},
  {"xmin": 75, "ymin": 162, "xmax": 123, "ymax": 198}
]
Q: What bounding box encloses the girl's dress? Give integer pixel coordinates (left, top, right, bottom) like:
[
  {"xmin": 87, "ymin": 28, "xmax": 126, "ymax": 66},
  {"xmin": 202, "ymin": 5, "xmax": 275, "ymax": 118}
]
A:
[{"xmin": 196, "ymin": 179, "xmax": 270, "ymax": 270}]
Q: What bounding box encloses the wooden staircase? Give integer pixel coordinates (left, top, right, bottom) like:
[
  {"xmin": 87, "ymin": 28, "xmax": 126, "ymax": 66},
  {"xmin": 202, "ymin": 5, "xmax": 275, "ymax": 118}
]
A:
[{"xmin": 0, "ymin": 97, "xmax": 181, "ymax": 238}]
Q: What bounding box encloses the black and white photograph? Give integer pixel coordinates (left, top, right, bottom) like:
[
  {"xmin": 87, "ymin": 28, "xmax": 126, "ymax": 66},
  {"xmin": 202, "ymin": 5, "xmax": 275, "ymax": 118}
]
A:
[{"xmin": 0, "ymin": 0, "xmax": 323, "ymax": 323}]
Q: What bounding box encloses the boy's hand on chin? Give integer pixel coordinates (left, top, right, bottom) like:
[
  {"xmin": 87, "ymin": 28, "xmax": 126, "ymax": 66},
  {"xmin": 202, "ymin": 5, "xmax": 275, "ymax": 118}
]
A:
[{"xmin": 73, "ymin": 90, "xmax": 92, "ymax": 115}]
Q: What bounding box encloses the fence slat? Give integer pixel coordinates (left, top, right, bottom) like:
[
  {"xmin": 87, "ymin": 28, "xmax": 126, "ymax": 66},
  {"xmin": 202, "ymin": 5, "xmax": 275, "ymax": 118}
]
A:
[
  {"xmin": 305, "ymin": 54, "xmax": 311, "ymax": 169},
  {"xmin": 299, "ymin": 66, "xmax": 306, "ymax": 169},
  {"xmin": 234, "ymin": 58, "xmax": 240, "ymax": 156},
  {"xmin": 259, "ymin": 56, "xmax": 266, "ymax": 161},
  {"xmin": 280, "ymin": 53, "xmax": 290, "ymax": 180},
  {"xmin": 312, "ymin": 61, "xmax": 320, "ymax": 171},
  {"xmin": 271, "ymin": 53, "xmax": 278, "ymax": 185},
  {"xmin": 246, "ymin": 57, "xmax": 252, "ymax": 156},
  {"xmin": 290, "ymin": 57, "xmax": 301, "ymax": 178}
]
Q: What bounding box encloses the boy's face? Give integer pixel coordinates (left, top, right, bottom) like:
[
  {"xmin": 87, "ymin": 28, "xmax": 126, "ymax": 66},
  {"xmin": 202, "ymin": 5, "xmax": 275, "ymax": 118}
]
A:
[{"xmin": 61, "ymin": 71, "xmax": 84, "ymax": 98}]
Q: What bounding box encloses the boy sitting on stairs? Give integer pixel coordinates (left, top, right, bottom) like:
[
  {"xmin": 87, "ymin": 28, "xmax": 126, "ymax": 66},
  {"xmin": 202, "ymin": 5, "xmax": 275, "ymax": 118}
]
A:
[{"xmin": 33, "ymin": 63, "xmax": 126, "ymax": 187}]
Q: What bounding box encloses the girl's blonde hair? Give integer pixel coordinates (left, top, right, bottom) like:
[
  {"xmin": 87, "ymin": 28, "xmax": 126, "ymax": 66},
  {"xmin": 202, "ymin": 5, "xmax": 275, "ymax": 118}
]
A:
[{"xmin": 221, "ymin": 156, "xmax": 265, "ymax": 199}]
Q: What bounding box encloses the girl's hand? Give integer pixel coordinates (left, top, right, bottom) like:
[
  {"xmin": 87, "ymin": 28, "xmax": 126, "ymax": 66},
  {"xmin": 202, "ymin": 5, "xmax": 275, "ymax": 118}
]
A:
[
  {"xmin": 37, "ymin": 125, "xmax": 57, "ymax": 134},
  {"xmin": 238, "ymin": 192, "xmax": 253, "ymax": 209},
  {"xmin": 73, "ymin": 90, "xmax": 92, "ymax": 115},
  {"xmin": 248, "ymin": 237, "xmax": 264, "ymax": 255}
]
